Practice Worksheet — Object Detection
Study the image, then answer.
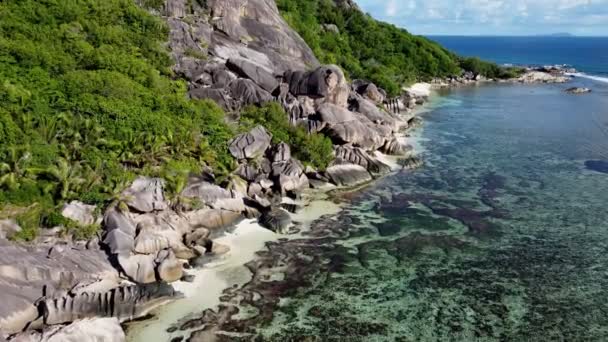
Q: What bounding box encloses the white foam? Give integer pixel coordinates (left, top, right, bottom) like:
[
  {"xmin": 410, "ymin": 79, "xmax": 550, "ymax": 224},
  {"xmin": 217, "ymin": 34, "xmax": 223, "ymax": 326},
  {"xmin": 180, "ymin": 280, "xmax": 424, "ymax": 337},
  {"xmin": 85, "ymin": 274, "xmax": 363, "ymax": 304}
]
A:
[{"xmin": 567, "ymin": 72, "xmax": 608, "ymax": 84}]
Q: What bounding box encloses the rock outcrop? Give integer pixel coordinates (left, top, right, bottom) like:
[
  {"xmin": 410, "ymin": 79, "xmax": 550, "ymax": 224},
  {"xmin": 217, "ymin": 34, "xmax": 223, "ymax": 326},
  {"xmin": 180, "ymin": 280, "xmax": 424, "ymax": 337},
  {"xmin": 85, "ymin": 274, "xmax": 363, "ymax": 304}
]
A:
[
  {"xmin": 565, "ymin": 87, "xmax": 591, "ymax": 94},
  {"xmin": 60, "ymin": 201, "xmax": 97, "ymax": 226},
  {"xmin": 325, "ymin": 164, "xmax": 372, "ymax": 187},
  {"xmin": 229, "ymin": 126, "xmax": 272, "ymax": 160},
  {"xmin": 10, "ymin": 318, "xmax": 125, "ymax": 342},
  {"xmin": 0, "ymin": 240, "xmax": 117, "ymax": 334}
]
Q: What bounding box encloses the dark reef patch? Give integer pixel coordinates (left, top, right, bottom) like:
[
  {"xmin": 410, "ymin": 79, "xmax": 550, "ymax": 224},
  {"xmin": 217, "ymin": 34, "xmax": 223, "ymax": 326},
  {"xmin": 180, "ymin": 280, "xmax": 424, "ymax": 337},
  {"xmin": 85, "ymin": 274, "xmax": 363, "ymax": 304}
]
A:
[{"xmin": 585, "ymin": 160, "xmax": 608, "ymax": 173}]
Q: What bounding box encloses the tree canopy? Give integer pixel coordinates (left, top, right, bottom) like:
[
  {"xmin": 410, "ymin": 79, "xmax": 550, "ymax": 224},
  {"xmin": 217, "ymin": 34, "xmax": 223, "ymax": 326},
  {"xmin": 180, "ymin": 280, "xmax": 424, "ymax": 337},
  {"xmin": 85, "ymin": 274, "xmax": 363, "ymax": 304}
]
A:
[{"xmin": 276, "ymin": 0, "xmax": 519, "ymax": 96}]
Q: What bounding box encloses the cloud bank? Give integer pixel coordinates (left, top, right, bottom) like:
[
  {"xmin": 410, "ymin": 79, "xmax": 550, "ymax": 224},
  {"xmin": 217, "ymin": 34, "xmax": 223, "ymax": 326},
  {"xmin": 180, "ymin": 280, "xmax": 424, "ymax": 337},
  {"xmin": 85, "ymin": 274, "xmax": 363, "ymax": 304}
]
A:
[{"xmin": 354, "ymin": 0, "xmax": 608, "ymax": 36}]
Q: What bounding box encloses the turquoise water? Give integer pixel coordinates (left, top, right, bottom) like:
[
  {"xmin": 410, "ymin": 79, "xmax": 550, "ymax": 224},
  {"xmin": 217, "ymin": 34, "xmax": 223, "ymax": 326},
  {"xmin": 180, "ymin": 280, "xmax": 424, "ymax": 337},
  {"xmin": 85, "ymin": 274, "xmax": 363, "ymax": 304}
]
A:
[{"xmin": 193, "ymin": 79, "xmax": 608, "ymax": 341}]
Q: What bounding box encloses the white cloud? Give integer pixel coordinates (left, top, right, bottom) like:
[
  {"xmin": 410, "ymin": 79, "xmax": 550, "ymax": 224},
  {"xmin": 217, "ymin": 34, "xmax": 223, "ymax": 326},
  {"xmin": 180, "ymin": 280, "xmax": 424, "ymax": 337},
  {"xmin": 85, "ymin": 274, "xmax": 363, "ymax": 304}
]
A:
[
  {"xmin": 385, "ymin": 0, "xmax": 398, "ymax": 17},
  {"xmin": 355, "ymin": 0, "xmax": 608, "ymax": 35}
]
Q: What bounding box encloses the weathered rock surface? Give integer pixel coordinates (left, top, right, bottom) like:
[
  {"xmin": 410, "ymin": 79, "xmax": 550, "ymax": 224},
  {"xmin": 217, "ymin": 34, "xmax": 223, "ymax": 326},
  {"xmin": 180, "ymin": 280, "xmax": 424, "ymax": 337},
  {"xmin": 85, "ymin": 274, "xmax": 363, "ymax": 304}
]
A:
[
  {"xmin": 315, "ymin": 103, "xmax": 385, "ymax": 150},
  {"xmin": 60, "ymin": 201, "xmax": 97, "ymax": 226},
  {"xmin": 565, "ymin": 87, "xmax": 591, "ymax": 94},
  {"xmin": 181, "ymin": 178, "xmax": 245, "ymax": 213},
  {"xmin": 519, "ymin": 71, "xmax": 570, "ymax": 83},
  {"xmin": 325, "ymin": 164, "xmax": 372, "ymax": 187},
  {"xmin": 185, "ymin": 209, "xmax": 243, "ymax": 231},
  {"xmin": 259, "ymin": 208, "xmax": 291, "ymax": 233},
  {"xmin": 122, "ymin": 177, "xmax": 167, "ymax": 213},
  {"xmin": 334, "ymin": 145, "xmax": 391, "ymax": 175},
  {"xmin": 353, "ymin": 80, "xmax": 385, "ymax": 104},
  {"xmin": 349, "ymin": 93, "xmax": 403, "ymax": 132},
  {"xmin": 0, "ymin": 240, "xmax": 117, "ymax": 334},
  {"xmin": 229, "ymin": 126, "xmax": 272, "ymax": 160},
  {"xmin": 0, "ymin": 220, "xmax": 21, "ymax": 240},
  {"xmin": 226, "ymin": 58, "xmax": 279, "ymax": 93},
  {"xmin": 9, "ymin": 318, "xmax": 126, "ymax": 342},
  {"xmin": 381, "ymin": 138, "xmax": 413, "ymax": 156},
  {"xmin": 284, "ymin": 65, "xmax": 349, "ymax": 107}
]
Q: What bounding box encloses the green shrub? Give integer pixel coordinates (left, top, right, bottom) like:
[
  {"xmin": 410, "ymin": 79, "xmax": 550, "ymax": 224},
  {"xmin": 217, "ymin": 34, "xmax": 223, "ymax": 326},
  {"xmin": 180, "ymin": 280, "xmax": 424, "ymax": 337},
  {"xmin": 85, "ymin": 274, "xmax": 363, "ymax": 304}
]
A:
[{"xmin": 241, "ymin": 103, "xmax": 334, "ymax": 170}]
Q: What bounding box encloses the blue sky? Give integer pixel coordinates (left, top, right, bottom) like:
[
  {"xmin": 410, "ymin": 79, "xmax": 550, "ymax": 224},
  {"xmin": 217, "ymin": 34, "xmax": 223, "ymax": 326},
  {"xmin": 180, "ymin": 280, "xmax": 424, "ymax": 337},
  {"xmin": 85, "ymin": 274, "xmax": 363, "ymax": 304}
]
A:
[{"xmin": 354, "ymin": 0, "xmax": 608, "ymax": 36}]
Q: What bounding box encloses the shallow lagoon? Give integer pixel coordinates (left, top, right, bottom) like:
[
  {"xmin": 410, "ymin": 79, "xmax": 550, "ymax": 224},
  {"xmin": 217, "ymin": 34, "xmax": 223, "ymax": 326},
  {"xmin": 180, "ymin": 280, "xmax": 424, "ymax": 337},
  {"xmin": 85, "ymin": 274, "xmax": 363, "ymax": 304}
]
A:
[
  {"xmin": 141, "ymin": 78, "xmax": 608, "ymax": 341},
  {"xmin": 245, "ymin": 79, "xmax": 608, "ymax": 341}
]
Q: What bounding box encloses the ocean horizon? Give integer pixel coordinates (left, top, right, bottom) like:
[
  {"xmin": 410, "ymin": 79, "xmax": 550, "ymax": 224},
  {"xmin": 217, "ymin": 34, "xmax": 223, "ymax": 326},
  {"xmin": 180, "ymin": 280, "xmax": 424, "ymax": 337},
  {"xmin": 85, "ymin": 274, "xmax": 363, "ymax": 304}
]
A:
[{"xmin": 428, "ymin": 35, "xmax": 608, "ymax": 81}]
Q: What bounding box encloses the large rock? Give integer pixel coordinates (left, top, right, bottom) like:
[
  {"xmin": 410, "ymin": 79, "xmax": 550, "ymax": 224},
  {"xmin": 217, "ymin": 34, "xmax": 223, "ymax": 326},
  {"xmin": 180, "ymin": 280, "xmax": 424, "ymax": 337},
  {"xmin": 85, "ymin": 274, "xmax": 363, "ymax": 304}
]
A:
[
  {"xmin": 117, "ymin": 254, "xmax": 157, "ymax": 284},
  {"xmin": 40, "ymin": 283, "xmax": 176, "ymax": 326},
  {"xmin": 0, "ymin": 219, "xmax": 21, "ymax": 240},
  {"xmin": 122, "ymin": 177, "xmax": 167, "ymax": 213},
  {"xmin": 181, "ymin": 178, "xmax": 245, "ymax": 213},
  {"xmin": 334, "ymin": 145, "xmax": 391, "ymax": 175},
  {"xmin": 325, "ymin": 164, "xmax": 372, "ymax": 187},
  {"xmin": 60, "ymin": 201, "xmax": 97, "ymax": 226},
  {"xmin": 185, "ymin": 209, "xmax": 243, "ymax": 231},
  {"xmin": 565, "ymin": 87, "xmax": 591, "ymax": 94},
  {"xmin": 381, "ymin": 138, "xmax": 413, "ymax": 156},
  {"xmin": 259, "ymin": 208, "xmax": 291, "ymax": 233},
  {"xmin": 353, "ymin": 80, "xmax": 387, "ymax": 105},
  {"xmin": 271, "ymin": 158, "xmax": 309, "ymax": 193},
  {"xmin": 0, "ymin": 240, "xmax": 117, "ymax": 334},
  {"xmin": 349, "ymin": 94, "xmax": 404, "ymax": 132},
  {"xmin": 314, "ymin": 103, "xmax": 386, "ymax": 150},
  {"xmin": 205, "ymin": 0, "xmax": 319, "ymax": 72},
  {"xmin": 227, "ymin": 58, "xmax": 279, "ymax": 92},
  {"xmin": 228, "ymin": 79, "xmax": 272, "ymax": 107},
  {"xmin": 519, "ymin": 71, "xmax": 570, "ymax": 83},
  {"xmin": 10, "ymin": 318, "xmax": 126, "ymax": 342},
  {"xmin": 155, "ymin": 249, "xmax": 183, "ymax": 283},
  {"xmin": 284, "ymin": 65, "xmax": 349, "ymax": 107},
  {"xmin": 271, "ymin": 142, "xmax": 291, "ymax": 163},
  {"xmin": 229, "ymin": 126, "xmax": 272, "ymax": 160}
]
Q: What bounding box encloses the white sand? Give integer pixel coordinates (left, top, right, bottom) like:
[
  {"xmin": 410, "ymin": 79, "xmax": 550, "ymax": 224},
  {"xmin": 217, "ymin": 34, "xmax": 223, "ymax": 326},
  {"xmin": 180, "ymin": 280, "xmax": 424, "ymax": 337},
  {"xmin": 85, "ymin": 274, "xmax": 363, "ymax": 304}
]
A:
[
  {"xmin": 127, "ymin": 196, "xmax": 343, "ymax": 342},
  {"xmin": 127, "ymin": 220, "xmax": 277, "ymax": 342}
]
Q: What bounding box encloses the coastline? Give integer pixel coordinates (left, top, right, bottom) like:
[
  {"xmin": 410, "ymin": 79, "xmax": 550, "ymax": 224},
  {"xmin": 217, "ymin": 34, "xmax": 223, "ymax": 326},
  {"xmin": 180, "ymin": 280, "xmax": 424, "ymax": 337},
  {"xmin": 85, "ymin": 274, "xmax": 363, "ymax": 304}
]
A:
[
  {"xmin": 126, "ymin": 191, "xmax": 343, "ymax": 341},
  {"xmin": 126, "ymin": 85, "xmax": 443, "ymax": 341}
]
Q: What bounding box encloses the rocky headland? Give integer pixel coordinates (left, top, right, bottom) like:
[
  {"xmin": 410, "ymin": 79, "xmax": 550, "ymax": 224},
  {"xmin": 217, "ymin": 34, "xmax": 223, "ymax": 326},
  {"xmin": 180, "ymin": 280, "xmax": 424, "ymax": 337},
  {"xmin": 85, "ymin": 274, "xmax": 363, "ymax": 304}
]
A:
[{"xmin": 0, "ymin": 0, "xmax": 572, "ymax": 341}]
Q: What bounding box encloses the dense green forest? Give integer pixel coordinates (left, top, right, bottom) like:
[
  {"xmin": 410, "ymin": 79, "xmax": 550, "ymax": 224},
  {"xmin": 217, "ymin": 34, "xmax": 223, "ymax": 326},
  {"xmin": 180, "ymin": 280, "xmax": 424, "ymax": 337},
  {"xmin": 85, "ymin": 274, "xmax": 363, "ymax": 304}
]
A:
[
  {"xmin": 0, "ymin": 0, "xmax": 238, "ymax": 239},
  {"xmin": 276, "ymin": 0, "xmax": 520, "ymax": 96},
  {"xmin": 0, "ymin": 0, "xmax": 337, "ymax": 240}
]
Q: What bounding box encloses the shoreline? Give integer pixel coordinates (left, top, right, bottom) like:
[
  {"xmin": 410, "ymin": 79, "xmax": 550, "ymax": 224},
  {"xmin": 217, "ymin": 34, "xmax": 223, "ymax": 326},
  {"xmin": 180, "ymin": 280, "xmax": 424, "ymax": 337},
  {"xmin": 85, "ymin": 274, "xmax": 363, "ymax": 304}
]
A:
[
  {"xmin": 126, "ymin": 191, "xmax": 343, "ymax": 341},
  {"xmin": 125, "ymin": 77, "xmax": 543, "ymax": 340},
  {"xmin": 125, "ymin": 90, "xmax": 436, "ymax": 340},
  {"xmin": 0, "ymin": 70, "xmax": 573, "ymax": 341}
]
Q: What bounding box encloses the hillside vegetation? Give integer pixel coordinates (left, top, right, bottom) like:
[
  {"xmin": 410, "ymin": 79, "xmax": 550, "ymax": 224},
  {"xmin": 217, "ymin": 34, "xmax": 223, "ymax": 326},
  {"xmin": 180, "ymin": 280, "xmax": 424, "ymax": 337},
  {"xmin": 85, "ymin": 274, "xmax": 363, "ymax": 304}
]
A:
[
  {"xmin": 0, "ymin": 0, "xmax": 236, "ymax": 239},
  {"xmin": 276, "ymin": 0, "xmax": 519, "ymax": 96},
  {"xmin": 0, "ymin": 0, "xmax": 337, "ymax": 240}
]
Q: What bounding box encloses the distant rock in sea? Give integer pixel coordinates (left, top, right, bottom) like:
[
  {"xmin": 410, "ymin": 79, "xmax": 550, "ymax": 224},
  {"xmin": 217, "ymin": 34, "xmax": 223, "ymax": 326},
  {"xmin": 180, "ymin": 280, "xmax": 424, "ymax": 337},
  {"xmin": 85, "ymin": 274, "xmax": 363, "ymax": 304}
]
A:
[
  {"xmin": 566, "ymin": 87, "xmax": 591, "ymax": 94},
  {"xmin": 585, "ymin": 160, "xmax": 608, "ymax": 173}
]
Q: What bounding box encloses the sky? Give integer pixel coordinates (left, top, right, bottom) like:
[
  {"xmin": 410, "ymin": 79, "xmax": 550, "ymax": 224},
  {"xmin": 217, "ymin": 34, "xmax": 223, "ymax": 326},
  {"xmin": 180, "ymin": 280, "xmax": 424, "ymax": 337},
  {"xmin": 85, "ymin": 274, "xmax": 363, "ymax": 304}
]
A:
[{"xmin": 353, "ymin": 0, "xmax": 608, "ymax": 36}]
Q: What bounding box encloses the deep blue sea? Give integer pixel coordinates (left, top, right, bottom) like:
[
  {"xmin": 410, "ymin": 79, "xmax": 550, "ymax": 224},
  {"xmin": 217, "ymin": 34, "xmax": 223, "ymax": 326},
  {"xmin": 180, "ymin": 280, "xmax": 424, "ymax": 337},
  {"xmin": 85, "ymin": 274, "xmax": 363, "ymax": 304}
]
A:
[{"xmin": 429, "ymin": 36, "xmax": 608, "ymax": 81}]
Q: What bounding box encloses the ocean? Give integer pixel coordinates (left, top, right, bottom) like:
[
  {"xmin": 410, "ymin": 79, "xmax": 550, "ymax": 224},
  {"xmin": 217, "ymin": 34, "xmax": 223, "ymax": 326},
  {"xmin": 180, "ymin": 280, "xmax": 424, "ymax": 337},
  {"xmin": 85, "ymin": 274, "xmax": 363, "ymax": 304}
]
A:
[
  {"xmin": 430, "ymin": 36, "xmax": 608, "ymax": 82},
  {"xmin": 130, "ymin": 38, "xmax": 608, "ymax": 341}
]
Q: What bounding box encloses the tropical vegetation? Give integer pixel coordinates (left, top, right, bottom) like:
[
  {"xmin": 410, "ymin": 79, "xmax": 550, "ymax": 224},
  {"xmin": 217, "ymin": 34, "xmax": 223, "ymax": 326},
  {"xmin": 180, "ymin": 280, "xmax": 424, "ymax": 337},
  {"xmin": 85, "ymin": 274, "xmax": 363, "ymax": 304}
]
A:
[
  {"xmin": 0, "ymin": 0, "xmax": 234, "ymax": 240},
  {"xmin": 276, "ymin": 0, "xmax": 522, "ymax": 96}
]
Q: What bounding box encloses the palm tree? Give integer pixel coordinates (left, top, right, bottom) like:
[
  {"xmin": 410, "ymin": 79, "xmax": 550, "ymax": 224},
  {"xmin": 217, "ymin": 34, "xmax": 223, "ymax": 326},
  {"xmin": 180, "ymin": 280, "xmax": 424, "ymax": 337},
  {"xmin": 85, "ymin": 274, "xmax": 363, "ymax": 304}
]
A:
[
  {"xmin": 103, "ymin": 179, "xmax": 133, "ymax": 213},
  {"xmin": 163, "ymin": 166, "xmax": 191, "ymax": 213},
  {"xmin": 0, "ymin": 146, "xmax": 33, "ymax": 191},
  {"xmin": 45, "ymin": 158, "xmax": 86, "ymax": 200}
]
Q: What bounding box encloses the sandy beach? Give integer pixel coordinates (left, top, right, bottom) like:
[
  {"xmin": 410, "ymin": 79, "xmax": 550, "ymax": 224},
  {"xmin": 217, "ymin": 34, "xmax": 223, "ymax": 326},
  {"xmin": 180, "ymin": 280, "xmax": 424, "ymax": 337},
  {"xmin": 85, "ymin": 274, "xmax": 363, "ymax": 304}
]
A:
[{"xmin": 126, "ymin": 192, "xmax": 342, "ymax": 341}]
